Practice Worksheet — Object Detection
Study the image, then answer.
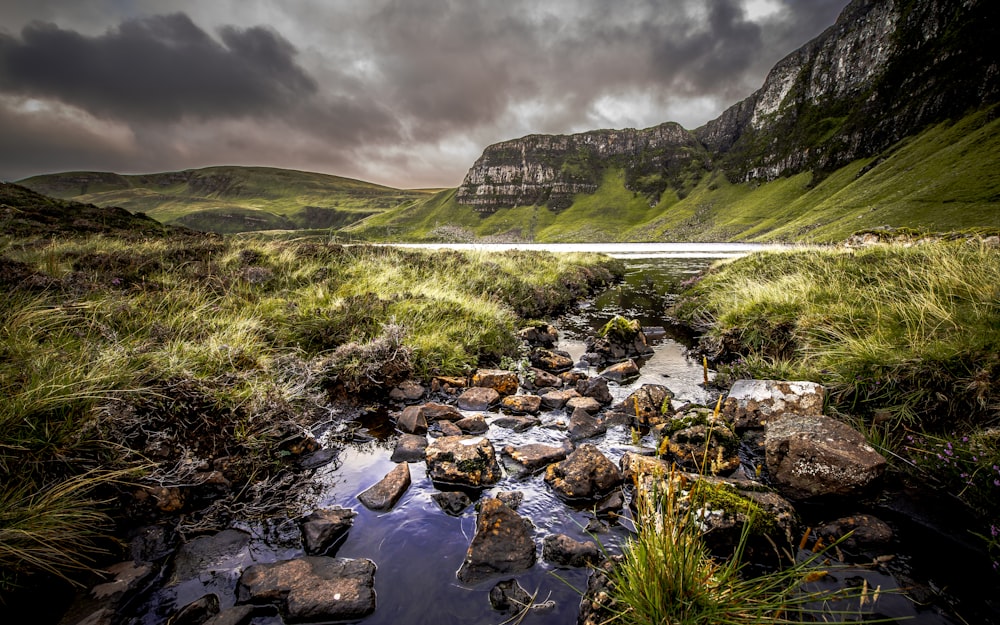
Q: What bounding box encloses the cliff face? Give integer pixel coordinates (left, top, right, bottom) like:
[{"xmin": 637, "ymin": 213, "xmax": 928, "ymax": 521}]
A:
[
  {"xmin": 457, "ymin": 0, "xmax": 1000, "ymax": 209},
  {"xmin": 456, "ymin": 123, "xmax": 709, "ymax": 212}
]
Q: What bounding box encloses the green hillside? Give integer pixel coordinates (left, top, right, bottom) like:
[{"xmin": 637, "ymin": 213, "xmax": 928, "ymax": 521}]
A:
[
  {"xmin": 345, "ymin": 107, "xmax": 1000, "ymax": 243},
  {"xmin": 17, "ymin": 166, "xmax": 432, "ymax": 234}
]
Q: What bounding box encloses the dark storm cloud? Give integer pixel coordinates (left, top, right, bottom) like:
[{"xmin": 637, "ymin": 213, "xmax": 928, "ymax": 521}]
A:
[{"xmin": 0, "ymin": 13, "xmax": 317, "ymax": 122}]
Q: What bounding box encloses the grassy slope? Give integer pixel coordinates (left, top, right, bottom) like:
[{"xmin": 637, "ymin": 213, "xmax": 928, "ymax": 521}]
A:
[
  {"xmin": 347, "ymin": 107, "xmax": 1000, "ymax": 243},
  {"xmin": 17, "ymin": 166, "xmax": 431, "ymax": 232}
]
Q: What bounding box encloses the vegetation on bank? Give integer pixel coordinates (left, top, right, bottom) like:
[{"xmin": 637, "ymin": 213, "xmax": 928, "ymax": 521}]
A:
[
  {"xmin": 0, "ymin": 225, "xmax": 622, "ymax": 590},
  {"xmin": 670, "ymin": 242, "xmax": 1000, "ymax": 561}
]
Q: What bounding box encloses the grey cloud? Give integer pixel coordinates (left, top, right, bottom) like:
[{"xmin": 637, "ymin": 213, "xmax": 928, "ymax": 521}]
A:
[{"xmin": 0, "ymin": 13, "xmax": 317, "ymax": 122}]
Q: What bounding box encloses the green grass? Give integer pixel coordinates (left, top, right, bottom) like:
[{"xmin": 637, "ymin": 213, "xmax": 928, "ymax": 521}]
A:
[{"xmin": 0, "ymin": 228, "xmax": 622, "ymax": 589}]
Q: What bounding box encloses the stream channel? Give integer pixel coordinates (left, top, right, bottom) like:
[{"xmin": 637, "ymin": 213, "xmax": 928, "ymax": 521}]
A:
[{"xmin": 142, "ymin": 243, "xmax": 997, "ymax": 625}]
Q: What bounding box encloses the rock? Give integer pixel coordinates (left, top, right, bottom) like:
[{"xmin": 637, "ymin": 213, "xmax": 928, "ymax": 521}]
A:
[
  {"xmin": 814, "ymin": 514, "xmax": 894, "ymax": 553},
  {"xmin": 503, "ymin": 443, "xmax": 569, "ymax": 472},
  {"xmin": 595, "ymin": 490, "xmax": 625, "ymax": 517},
  {"xmin": 495, "ymin": 490, "xmax": 524, "ymax": 510},
  {"xmin": 544, "ymin": 444, "xmax": 622, "ymax": 500},
  {"xmin": 171, "ymin": 594, "xmax": 219, "ymax": 625},
  {"xmin": 569, "ymin": 408, "xmax": 606, "ymax": 441},
  {"xmin": 170, "ymin": 529, "xmax": 252, "ymax": 585},
  {"xmin": 601, "ymin": 410, "xmax": 632, "ymax": 428},
  {"xmin": 457, "ymin": 499, "xmax": 536, "ymax": 584},
  {"xmin": 238, "ymin": 557, "xmax": 376, "ymax": 622},
  {"xmin": 489, "ymin": 578, "xmax": 533, "ymax": 612},
  {"xmin": 202, "ymin": 606, "xmax": 256, "ymax": 625},
  {"xmin": 619, "ymin": 384, "xmax": 673, "ymax": 426},
  {"xmin": 722, "ymin": 379, "xmax": 825, "ymax": 430},
  {"xmin": 90, "ymin": 561, "xmax": 155, "ymax": 603},
  {"xmin": 300, "ymin": 507, "xmax": 356, "ymax": 556},
  {"xmin": 600, "ymin": 359, "xmax": 640, "ymax": 382},
  {"xmin": 642, "ymin": 326, "xmax": 667, "ymax": 341},
  {"xmin": 391, "ymin": 433, "xmax": 429, "ymax": 462},
  {"xmin": 298, "ymin": 447, "xmax": 340, "ymax": 470},
  {"xmin": 575, "ymin": 377, "xmax": 613, "ymax": 405},
  {"xmin": 540, "ymin": 388, "xmax": 579, "ymax": 409},
  {"xmin": 389, "ymin": 379, "xmax": 425, "ymax": 402},
  {"xmin": 530, "ymin": 348, "xmax": 574, "ymax": 373},
  {"xmin": 472, "ymin": 369, "xmax": 520, "ymax": 396},
  {"xmin": 560, "ymin": 371, "xmax": 588, "ymax": 386},
  {"xmin": 425, "ymin": 436, "xmax": 502, "ymax": 488},
  {"xmin": 432, "ymin": 376, "xmax": 468, "ymax": 393},
  {"xmin": 542, "ymin": 534, "xmax": 601, "ymax": 567},
  {"xmin": 518, "ymin": 324, "xmax": 559, "ymax": 347},
  {"xmin": 765, "ymin": 414, "xmax": 886, "ymax": 499},
  {"xmin": 457, "ymin": 387, "xmax": 500, "ymax": 411},
  {"xmin": 396, "ymin": 405, "xmax": 428, "ymax": 434},
  {"xmin": 432, "ymin": 491, "xmax": 473, "ymax": 516},
  {"xmin": 437, "ymin": 421, "xmax": 463, "ymax": 437},
  {"xmin": 421, "ymin": 402, "xmax": 464, "ymax": 421},
  {"xmin": 454, "ymin": 414, "xmax": 489, "ymax": 434},
  {"xmin": 566, "ymin": 396, "xmax": 602, "ymax": 414},
  {"xmin": 664, "ymin": 424, "xmax": 740, "ymax": 475},
  {"xmin": 529, "ymin": 368, "xmax": 562, "ymax": 389},
  {"xmin": 500, "ymin": 394, "xmax": 542, "ymax": 415},
  {"xmin": 491, "ymin": 415, "xmax": 540, "ymax": 432},
  {"xmin": 358, "ymin": 462, "xmax": 411, "ymax": 511}
]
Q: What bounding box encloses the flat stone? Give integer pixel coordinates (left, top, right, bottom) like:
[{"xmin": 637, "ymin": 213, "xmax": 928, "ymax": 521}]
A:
[
  {"xmin": 540, "ymin": 389, "xmax": 579, "ymax": 409},
  {"xmin": 391, "ymin": 433, "xmax": 429, "ymax": 462},
  {"xmin": 569, "ymin": 408, "xmax": 606, "ymax": 441},
  {"xmin": 529, "ymin": 368, "xmax": 563, "ymax": 389},
  {"xmin": 238, "ymin": 557, "xmax": 376, "ymax": 623},
  {"xmin": 765, "ymin": 414, "xmax": 886, "ymax": 500},
  {"xmin": 437, "ymin": 421, "xmax": 463, "ymax": 437},
  {"xmin": 455, "ymin": 414, "xmax": 489, "ymax": 434},
  {"xmin": 170, "ymin": 529, "xmax": 251, "ymax": 585},
  {"xmin": 566, "ymin": 396, "xmax": 602, "ymax": 414},
  {"xmin": 542, "ymin": 534, "xmax": 601, "ymax": 567},
  {"xmin": 575, "ymin": 377, "xmax": 613, "ymax": 405},
  {"xmin": 501, "ymin": 394, "xmax": 542, "ymax": 415},
  {"xmin": 91, "ymin": 561, "xmax": 155, "ymax": 602},
  {"xmin": 396, "ymin": 405, "xmax": 428, "ymax": 434},
  {"xmin": 472, "ymin": 369, "xmax": 520, "ymax": 396},
  {"xmin": 544, "ymin": 444, "xmax": 622, "ymax": 500},
  {"xmin": 491, "ymin": 415, "xmax": 540, "ymax": 432},
  {"xmin": 457, "ymin": 387, "xmax": 500, "ymax": 411},
  {"xmin": 600, "ymin": 359, "xmax": 640, "ymax": 382},
  {"xmin": 300, "ymin": 507, "xmax": 356, "ymax": 555},
  {"xmin": 421, "ymin": 402, "xmax": 464, "ymax": 421},
  {"xmin": 723, "ymin": 379, "xmax": 825, "ymax": 430},
  {"xmin": 425, "ymin": 435, "xmax": 502, "ymax": 488},
  {"xmin": 358, "ymin": 462, "xmax": 411, "ymax": 511},
  {"xmin": 503, "ymin": 443, "xmax": 569, "ymax": 472},
  {"xmin": 457, "ymin": 499, "xmax": 536, "ymax": 584}
]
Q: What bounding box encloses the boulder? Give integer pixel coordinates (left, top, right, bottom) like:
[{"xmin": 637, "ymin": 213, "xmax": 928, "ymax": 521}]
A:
[
  {"xmin": 586, "ymin": 317, "xmax": 654, "ymax": 365},
  {"xmin": 723, "ymin": 379, "xmax": 825, "ymax": 430},
  {"xmin": 518, "ymin": 324, "xmax": 559, "ymax": 347},
  {"xmin": 575, "ymin": 377, "xmax": 613, "ymax": 405},
  {"xmin": 765, "ymin": 414, "xmax": 886, "ymax": 500},
  {"xmin": 391, "ymin": 433, "xmax": 428, "ymax": 463},
  {"xmin": 457, "ymin": 387, "xmax": 500, "ymax": 411},
  {"xmin": 491, "ymin": 415, "xmax": 540, "ymax": 432},
  {"xmin": 454, "ymin": 414, "xmax": 489, "ymax": 434},
  {"xmin": 663, "ymin": 424, "xmax": 740, "ymax": 476},
  {"xmin": 503, "ymin": 443, "xmax": 569, "ymax": 472},
  {"xmin": 389, "ymin": 380, "xmax": 425, "ymax": 402},
  {"xmin": 457, "ymin": 499, "xmax": 536, "ymax": 584},
  {"xmin": 489, "ymin": 578, "xmax": 534, "ymax": 612},
  {"xmin": 237, "ymin": 557, "xmax": 376, "ymax": 622},
  {"xmin": 357, "ymin": 462, "xmax": 410, "ymax": 511},
  {"xmin": 529, "ymin": 368, "xmax": 563, "ymax": 389},
  {"xmin": 472, "ymin": 369, "xmax": 520, "ymax": 396},
  {"xmin": 544, "ymin": 444, "xmax": 622, "ymax": 500},
  {"xmin": 495, "ymin": 490, "xmax": 524, "ymax": 510},
  {"xmin": 432, "ymin": 491, "xmax": 473, "ymax": 516},
  {"xmin": 560, "ymin": 371, "xmax": 588, "ymax": 386},
  {"xmin": 542, "ymin": 534, "xmax": 601, "ymax": 567},
  {"xmin": 619, "ymin": 384, "xmax": 673, "ymax": 426},
  {"xmin": 432, "ymin": 376, "xmax": 468, "ymax": 393},
  {"xmin": 421, "ymin": 402, "xmax": 464, "ymax": 421},
  {"xmin": 600, "ymin": 359, "xmax": 640, "ymax": 382},
  {"xmin": 540, "ymin": 389, "xmax": 580, "ymax": 409},
  {"xmin": 501, "ymin": 394, "xmax": 542, "ymax": 415},
  {"xmin": 530, "ymin": 348, "xmax": 574, "ymax": 373},
  {"xmin": 566, "ymin": 396, "xmax": 602, "ymax": 414},
  {"xmin": 569, "ymin": 408, "xmax": 606, "ymax": 441},
  {"xmin": 425, "ymin": 436, "xmax": 502, "ymax": 488},
  {"xmin": 300, "ymin": 507, "xmax": 356, "ymax": 555},
  {"xmin": 396, "ymin": 406, "xmax": 427, "ymax": 435}
]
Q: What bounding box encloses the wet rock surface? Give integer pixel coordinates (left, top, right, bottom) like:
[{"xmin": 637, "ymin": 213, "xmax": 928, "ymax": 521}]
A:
[
  {"xmin": 300, "ymin": 507, "xmax": 356, "ymax": 555},
  {"xmin": 542, "ymin": 534, "xmax": 601, "ymax": 567},
  {"xmin": 457, "ymin": 498, "xmax": 536, "ymax": 584},
  {"xmin": 425, "ymin": 435, "xmax": 502, "ymax": 488},
  {"xmin": 358, "ymin": 462, "xmax": 411, "ymax": 511},
  {"xmin": 545, "ymin": 444, "xmax": 623, "ymax": 500},
  {"xmin": 237, "ymin": 557, "xmax": 376, "ymax": 622}
]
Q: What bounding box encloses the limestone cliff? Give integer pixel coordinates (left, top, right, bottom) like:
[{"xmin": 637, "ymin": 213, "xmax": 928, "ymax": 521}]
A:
[{"xmin": 457, "ymin": 0, "xmax": 1000, "ymax": 209}]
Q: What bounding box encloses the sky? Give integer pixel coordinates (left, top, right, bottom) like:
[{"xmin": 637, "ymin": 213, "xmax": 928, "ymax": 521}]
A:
[{"xmin": 0, "ymin": 0, "xmax": 849, "ymax": 189}]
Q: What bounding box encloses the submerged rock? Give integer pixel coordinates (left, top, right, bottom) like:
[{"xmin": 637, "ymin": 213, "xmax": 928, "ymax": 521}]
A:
[
  {"xmin": 765, "ymin": 414, "xmax": 886, "ymax": 500},
  {"xmin": 358, "ymin": 462, "xmax": 411, "ymax": 511},
  {"xmin": 432, "ymin": 491, "xmax": 473, "ymax": 516},
  {"xmin": 457, "ymin": 498, "xmax": 536, "ymax": 584},
  {"xmin": 425, "ymin": 435, "xmax": 502, "ymax": 488},
  {"xmin": 238, "ymin": 557, "xmax": 376, "ymax": 623},
  {"xmin": 544, "ymin": 444, "xmax": 622, "ymax": 500},
  {"xmin": 814, "ymin": 514, "xmax": 894, "ymax": 553}
]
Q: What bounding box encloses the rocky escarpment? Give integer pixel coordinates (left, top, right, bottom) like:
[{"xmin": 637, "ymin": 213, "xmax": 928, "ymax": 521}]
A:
[
  {"xmin": 455, "ymin": 122, "xmax": 709, "ymax": 212},
  {"xmin": 457, "ymin": 0, "xmax": 1000, "ymax": 210}
]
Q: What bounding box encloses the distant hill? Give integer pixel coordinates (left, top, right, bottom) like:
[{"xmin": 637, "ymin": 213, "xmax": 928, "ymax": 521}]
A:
[
  {"xmin": 348, "ymin": 0, "xmax": 999, "ymax": 243},
  {"xmin": 17, "ymin": 166, "xmax": 432, "ymax": 234}
]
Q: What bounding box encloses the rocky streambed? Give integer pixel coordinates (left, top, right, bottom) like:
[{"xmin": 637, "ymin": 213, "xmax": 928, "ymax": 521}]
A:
[{"xmin": 55, "ymin": 253, "xmax": 999, "ymax": 625}]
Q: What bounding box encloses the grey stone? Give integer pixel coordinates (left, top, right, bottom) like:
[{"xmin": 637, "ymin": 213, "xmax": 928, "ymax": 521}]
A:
[
  {"xmin": 542, "ymin": 534, "xmax": 601, "ymax": 567},
  {"xmin": 455, "ymin": 414, "xmax": 489, "ymax": 434},
  {"xmin": 503, "ymin": 443, "xmax": 569, "ymax": 472},
  {"xmin": 540, "ymin": 388, "xmax": 580, "ymax": 410},
  {"xmin": 396, "ymin": 405, "xmax": 428, "ymax": 434},
  {"xmin": 432, "ymin": 491, "xmax": 473, "ymax": 516},
  {"xmin": 544, "ymin": 444, "xmax": 622, "ymax": 500},
  {"xmin": 600, "ymin": 359, "xmax": 639, "ymax": 382},
  {"xmin": 358, "ymin": 462, "xmax": 411, "ymax": 511},
  {"xmin": 238, "ymin": 557, "xmax": 376, "ymax": 623},
  {"xmin": 500, "ymin": 394, "xmax": 543, "ymax": 415},
  {"xmin": 425, "ymin": 435, "xmax": 502, "ymax": 488},
  {"xmin": 457, "ymin": 387, "xmax": 500, "ymax": 411},
  {"xmin": 565, "ymin": 396, "xmax": 602, "ymax": 414},
  {"xmin": 300, "ymin": 507, "xmax": 356, "ymax": 555},
  {"xmin": 457, "ymin": 499, "xmax": 536, "ymax": 584},
  {"xmin": 723, "ymin": 379, "xmax": 825, "ymax": 430},
  {"xmin": 391, "ymin": 433, "xmax": 429, "ymax": 462}
]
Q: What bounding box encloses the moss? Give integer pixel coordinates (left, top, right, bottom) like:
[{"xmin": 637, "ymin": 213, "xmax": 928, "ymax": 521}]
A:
[
  {"xmin": 689, "ymin": 481, "xmax": 776, "ymax": 535},
  {"xmin": 598, "ymin": 315, "xmax": 641, "ymax": 342}
]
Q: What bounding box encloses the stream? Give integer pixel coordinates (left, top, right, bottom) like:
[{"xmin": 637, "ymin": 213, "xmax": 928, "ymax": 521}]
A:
[{"xmin": 135, "ymin": 243, "xmax": 998, "ymax": 625}]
